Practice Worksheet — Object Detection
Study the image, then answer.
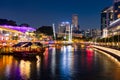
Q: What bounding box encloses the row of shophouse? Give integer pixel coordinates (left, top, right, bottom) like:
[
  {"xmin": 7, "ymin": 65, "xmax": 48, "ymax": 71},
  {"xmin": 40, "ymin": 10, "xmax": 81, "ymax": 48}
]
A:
[{"xmin": 0, "ymin": 25, "xmax": 36, "ymax": 46}]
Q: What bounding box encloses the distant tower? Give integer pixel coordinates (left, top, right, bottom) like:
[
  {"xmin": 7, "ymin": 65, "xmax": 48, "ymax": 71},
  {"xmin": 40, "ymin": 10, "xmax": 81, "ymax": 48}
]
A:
[{"xmin": 72, "ymin": 14, "xmax": 79, "ymax": 32}]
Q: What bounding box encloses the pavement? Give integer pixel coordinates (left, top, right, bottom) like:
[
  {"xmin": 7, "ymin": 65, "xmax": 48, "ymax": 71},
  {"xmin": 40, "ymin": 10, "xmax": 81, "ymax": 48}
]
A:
[{"xmin": 93, "ymin": 45, "xmax": 120, "ymax": 57}]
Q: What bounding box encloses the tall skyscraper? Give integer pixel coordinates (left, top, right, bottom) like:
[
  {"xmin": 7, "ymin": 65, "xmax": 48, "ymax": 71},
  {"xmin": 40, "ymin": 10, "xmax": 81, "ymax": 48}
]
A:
[{"xmin": 72, "ymin": 14, "xmax": 79, "ymax": 32}]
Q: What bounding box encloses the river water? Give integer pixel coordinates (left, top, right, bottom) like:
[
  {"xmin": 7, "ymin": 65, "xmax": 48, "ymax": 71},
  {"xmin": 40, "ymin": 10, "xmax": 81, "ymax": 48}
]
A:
[{"xmin": 0, "ymin": 44, "xmax": 120, "ymax": 80}]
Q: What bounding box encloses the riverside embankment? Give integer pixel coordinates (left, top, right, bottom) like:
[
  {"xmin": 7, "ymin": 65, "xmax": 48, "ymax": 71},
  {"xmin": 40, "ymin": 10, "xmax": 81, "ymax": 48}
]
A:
[{"xmin": 93, "ymin": 45, "xmax": 120, "ymax": 61}]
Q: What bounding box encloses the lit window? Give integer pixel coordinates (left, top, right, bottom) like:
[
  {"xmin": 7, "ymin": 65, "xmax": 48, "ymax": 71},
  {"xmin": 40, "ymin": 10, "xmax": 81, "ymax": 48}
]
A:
[
  {"xmin": 110, "ymin": 14, "xmax": 113, "ymax": 19},
  {"xmin": 118, "ymin": 6, "xmax": 120, "ymax": 8},
  {"xmin": 117, "ymin": 14, "xmax": 120, "ymax": 18},
  {"xmin": 115, "ymin": 10, "xmax": 118, "ymax": 12}
]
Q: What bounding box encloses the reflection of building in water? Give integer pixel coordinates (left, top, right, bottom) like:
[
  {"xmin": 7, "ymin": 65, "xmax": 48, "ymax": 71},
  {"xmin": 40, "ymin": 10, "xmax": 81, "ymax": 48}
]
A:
[
  {"xmin": 60, "ymin": 45, "xmax": 74, "ymax": 74},
  {"xmin": 20, "ymin": 60, "xmax": 31, "ymax": 80},
  {"xmin": 0, "ymin": 56, "xmax": 17, "ymax": 78},
  {"xmin": 51, "ymin": 47, "xmax": 56, "ymax": 75},
  {"xmin": 36, "ymin": 56, "xmax": 41, "ymax": 77}
]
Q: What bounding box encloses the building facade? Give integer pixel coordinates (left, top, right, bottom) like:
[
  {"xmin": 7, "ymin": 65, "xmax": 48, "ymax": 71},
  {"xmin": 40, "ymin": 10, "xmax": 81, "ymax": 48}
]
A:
[
  {"xmin": 114, "ymin": 0, "xmax": 120, "ymax": 20},
  {"xmin": 101, "ymin": 0, "xmax": 120, "ymax": 38},
  {"xmin": 58, "ymin": 22, "xmax": 70, "ymax": 33},
  {"xmin": 57, "ymin": 22, "xmax": 71, "ymax": 38},
  {"xmin": 72, "ymin": 14, "xmax": 79, "ymax": 32},
  {"xmin": 0, "ymin": 25, "xmax": 36, "ymax": 45},
  {"xmin": 101, "ymin": 6, "xmax": 114, "ymax": 35},
  {"xmin": 108, "ymin": 18, "xmax": 120, "ymax": 37},
  {"xmin": 84, "ymin": 29, "xmax": 101, "ymax": 38}
]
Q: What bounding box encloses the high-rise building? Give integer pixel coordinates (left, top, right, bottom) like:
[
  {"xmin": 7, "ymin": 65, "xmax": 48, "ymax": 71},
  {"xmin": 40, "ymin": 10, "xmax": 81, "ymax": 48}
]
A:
[
  {"xmin": 72, "ymin": 14, "xmax": 79, "ymax": 32},
  {"xmin": 100, "ymin": 0, "xmax": 120, "ymax": 38},
  {"xmin": 57, "ymin": 22, "xmax": 72, "ymax": 39},
  {"xmin": 58, "ymin": 22, "xmax": 65, "ymax": 33},
  {"xmin": 58, "ymin": 22, "xmax": 70, "ymax": 33},
  {"xmin": 101, "ymin": 6, "xmax": 114, "ymax": 35}
]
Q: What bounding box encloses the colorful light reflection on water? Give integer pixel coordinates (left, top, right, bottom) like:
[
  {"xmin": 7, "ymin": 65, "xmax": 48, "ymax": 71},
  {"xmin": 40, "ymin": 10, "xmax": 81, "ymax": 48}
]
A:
[{"xmin": 0, "ymin": 44, "xmax": 120, "ymax": 80}]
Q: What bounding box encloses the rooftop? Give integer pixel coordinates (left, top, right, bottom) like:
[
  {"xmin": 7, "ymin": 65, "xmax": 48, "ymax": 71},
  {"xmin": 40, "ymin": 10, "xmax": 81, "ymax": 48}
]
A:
[{"xmin": 0, "ymin": 25, "xmax": 36, "ymax": 33}]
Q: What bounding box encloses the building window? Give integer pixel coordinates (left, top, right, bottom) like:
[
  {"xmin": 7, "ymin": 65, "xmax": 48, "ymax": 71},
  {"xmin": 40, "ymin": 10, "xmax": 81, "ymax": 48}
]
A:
[
  {"xmin": 117, "ymin": 14, "xmax": 120, "ymax": 18},
  {"xmin": 115, "ymin": 10, "xmax": 118, "ymax": 12},
  {"xmin": 118, "ymin": 6, "xmax": 120, "ymax": 8}
]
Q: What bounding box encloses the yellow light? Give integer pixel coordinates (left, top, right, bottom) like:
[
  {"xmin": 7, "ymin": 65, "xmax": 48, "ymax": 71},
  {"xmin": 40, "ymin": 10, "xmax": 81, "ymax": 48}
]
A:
[{"xmin": 20, "ymin": 60, "xmax": 31, "ymax": 80}]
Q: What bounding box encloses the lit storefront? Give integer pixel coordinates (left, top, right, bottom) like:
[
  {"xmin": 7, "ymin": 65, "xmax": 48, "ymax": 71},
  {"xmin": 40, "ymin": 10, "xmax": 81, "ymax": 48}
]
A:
[
  {"xmin": 108, "ymin": 18, "xmax": 120, "ymax": 37},
  {"xmin": 0, "ymin": 25, "xmax": 36, "ymax": 46}
]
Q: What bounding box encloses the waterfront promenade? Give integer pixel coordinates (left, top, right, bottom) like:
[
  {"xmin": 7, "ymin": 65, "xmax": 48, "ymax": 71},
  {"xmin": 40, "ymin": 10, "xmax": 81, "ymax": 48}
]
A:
[{"xmin": 93, "ymin": 45, "xmax": 120, "ymax": 60}]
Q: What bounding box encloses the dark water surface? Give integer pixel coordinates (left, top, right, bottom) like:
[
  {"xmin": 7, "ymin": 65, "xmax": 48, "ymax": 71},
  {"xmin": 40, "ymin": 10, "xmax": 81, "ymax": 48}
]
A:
[{"xmin": 0, "ymin": 44, "xmax": 120, "ymax": 80}]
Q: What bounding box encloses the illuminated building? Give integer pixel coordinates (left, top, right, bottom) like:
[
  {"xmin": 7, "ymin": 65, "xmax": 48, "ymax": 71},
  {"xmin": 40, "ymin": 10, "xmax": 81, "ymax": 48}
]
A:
[
  {"xmin": 0, "ymin": 25, "xmax": 36, "ymax": 43},
  {"xmin": 101, "ymin": 0, "xmax": 120, "ymax": 38},
  {"xmin": 58, "ymin": 22, "xmax": 71, "ymax": 39},
  {"xmin": 102, "ymin": 28, "xmax": 108, "ymax": 38},
  {"xmin": 84, "ymin": 29, "xmax": 101, "ymax": 38},
  {"xmin": 108, "ymin": 18, "xmax": 120, "ymax": 37},
  {"xmin": 114, "ymin": 0, "xmax": 120, "ymax": 20},
  {"xmin": 72, "ymin": 14, "xmax": 79, "ymax": 32},
  {"xmin": 58, "ymin": 22, "xmax": 66, "ymax": 33},
  {"xmin": 57, "ymin": 21, "xmax": 83, "ymax": 40},
  {"xmin": 58, "ymin": 22, "xmax": 70, "ymax": 33},
  {"xmin": 101, "ymin": 6, "xmax": 114, "ymax": 35},
  {"xmin": 102, "ymin": 18, "xmax": 120, "ymax": 38}
]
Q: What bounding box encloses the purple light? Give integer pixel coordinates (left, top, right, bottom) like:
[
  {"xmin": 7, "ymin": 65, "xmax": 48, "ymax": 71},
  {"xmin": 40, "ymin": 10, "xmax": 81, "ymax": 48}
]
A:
[{"xmin": 0, "ymin": 25, "xmax": 36, "ymax": 33}]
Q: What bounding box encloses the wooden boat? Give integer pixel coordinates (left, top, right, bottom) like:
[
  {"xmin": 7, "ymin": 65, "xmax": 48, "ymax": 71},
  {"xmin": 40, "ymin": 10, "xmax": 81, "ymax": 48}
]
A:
[{"xmin": 12, "ymin": 42, "xmax": 45, "ymax": 60}]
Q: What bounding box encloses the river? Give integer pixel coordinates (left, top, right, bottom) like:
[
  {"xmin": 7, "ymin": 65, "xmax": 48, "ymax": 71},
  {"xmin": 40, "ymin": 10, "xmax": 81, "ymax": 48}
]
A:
[{"xmin": 0, "ymin": 44, "xmax": 120, "ymax": 80}]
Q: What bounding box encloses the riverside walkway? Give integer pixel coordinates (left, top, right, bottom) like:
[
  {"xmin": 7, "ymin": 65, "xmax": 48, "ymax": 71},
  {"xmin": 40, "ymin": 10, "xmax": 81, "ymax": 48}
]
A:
[{"xmin": 93, "ymin": 45, "xmax": 120, "ymax": 60}]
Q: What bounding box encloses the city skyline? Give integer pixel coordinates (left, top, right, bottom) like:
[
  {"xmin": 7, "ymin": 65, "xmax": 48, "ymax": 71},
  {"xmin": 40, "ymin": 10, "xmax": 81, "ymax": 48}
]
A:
[{"xmin": 0, "ymin": 0, "xmax": 112, "ymax": 29}]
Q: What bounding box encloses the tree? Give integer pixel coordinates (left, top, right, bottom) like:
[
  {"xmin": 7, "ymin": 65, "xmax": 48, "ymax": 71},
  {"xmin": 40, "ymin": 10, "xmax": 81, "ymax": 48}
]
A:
[
  {"xmin": 7, "ymin": 20, "xmax": 17, "ymax": 26},
  {"xmin": 0, "ymin": 19, "xmax": 17, "ymax": 26},
  {"xmin": 36, "ymin": 26, "xmax": 53, "ymax": 36}
]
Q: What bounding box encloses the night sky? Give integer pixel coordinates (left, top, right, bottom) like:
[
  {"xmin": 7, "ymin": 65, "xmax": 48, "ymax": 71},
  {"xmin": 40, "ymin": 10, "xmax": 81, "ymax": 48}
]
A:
[{"xmin": 0, "ymin": 0, "xmax": 113, "ymax": 29}]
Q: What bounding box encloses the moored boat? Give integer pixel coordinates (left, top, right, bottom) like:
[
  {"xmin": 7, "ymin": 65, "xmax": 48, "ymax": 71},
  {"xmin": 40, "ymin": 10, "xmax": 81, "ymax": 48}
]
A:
[{"xmin": 12, "ymin": 42, "xmax": 45, "ymax": 60}]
